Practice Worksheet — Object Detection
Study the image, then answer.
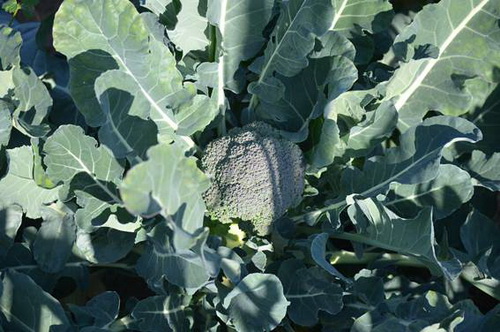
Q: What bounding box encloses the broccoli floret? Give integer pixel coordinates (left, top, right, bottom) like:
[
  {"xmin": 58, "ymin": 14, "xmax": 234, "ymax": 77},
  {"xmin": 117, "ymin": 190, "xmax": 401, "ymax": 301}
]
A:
[{"xmin": 201, "ymin": 122, "xmax": 305, "ymax": 235}]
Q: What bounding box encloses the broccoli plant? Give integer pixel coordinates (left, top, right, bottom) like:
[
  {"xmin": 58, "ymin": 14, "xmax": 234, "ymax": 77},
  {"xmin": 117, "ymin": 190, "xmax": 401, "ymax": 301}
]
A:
[{"xmin": 0, "ymin": 0, "xmax": 499, "ymax": 331}]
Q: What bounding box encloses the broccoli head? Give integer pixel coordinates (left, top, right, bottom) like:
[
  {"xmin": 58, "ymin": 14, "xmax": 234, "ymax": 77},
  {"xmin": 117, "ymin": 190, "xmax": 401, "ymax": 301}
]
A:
[{"xmin": 201, "ymin": 122, "xmax": 305, "ymax": 235}]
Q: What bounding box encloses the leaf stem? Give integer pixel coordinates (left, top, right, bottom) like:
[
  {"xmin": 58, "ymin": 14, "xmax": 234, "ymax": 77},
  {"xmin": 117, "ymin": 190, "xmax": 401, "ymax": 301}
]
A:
[{"xmin": 328, "ymin": 250, "xmax": 426, "ymax": 268}]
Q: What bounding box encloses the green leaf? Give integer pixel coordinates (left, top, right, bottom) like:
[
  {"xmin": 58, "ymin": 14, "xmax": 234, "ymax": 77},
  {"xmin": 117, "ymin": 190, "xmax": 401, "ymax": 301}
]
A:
[
  {"xmin": 131, "ymin": 294, "xmax": 192, "ymax": 332},
  {"xmin": 11, "ymin": 67, "xmax": 52, "ymax": 137},
  {"xmin": 96, "ymin": 87, "xmax": 158, "ymax": 161},
  {"xmin": 0, "ymin": 205, "xmax": 22, "ymax": 257},
  {"xmin": 0, "ymin": 106, "xmax": 12, "ymax": 148},
  {"xmin": 74, "ymin": 228, "xmax": 135, "ymax": 264},
  {"xmin": 347, "ymin": 198, "xmax": 460, "ymax": 279},
  {"xmin": 1, "ymin": 0, "xmax": 20, "ymax": 15},
  {"xmin": 341, "ymin": 116, "xmax": 481, "ymax": 198},
  {"xmin": 168, "ymin": 0, "xmax": 209, "ymax": 54},
  {"xmin": 249, "ymin": 0, "xmax": 333, "ymax": 109},
  {"xmin": 136, "ymin": 223, "xmax": 211, "ymax": 289},
  {"xmin": 346, "ymin": 101, "xmax": 398, "ymax": 157},
  {"xmin": 222, "ymin": 273, "xmax": 289, "ymax": 332},
  {"xmin": 0, "ymin": 270, "xmax": 70, "ymax": 331},
  {"xmin": 174, "ymin": 94, "xmax": 219, "ymax": 137},
  {"xmin": 465, "ymin": 150, "xmax": 500, "ymax": 191},
  {"xmin": 385, "ymin": 0, "xmax": 500, "ymax": 131},
  {"xmin": 202, "ymin": 0, "xmax": 274, "ymax": 94},
  {"xmin": 468, "ymin": 85, "xmax": 500, "ymax": 154},
  {"xmin": 330, "ymin": 0, "xmax": 393, "ymax": 34},
  {"xmin": 0, "ymin": 146, "xmax": 59, "ymax": 219},
  {"xmin": 278, "ymin": 259, "xmax": 343, "ymax": 326},
  {"xmin": 386, "ymin": 164, "xmax": 474, "ymax": 219},
  {"xmin": 140, "ymin": 0, "xmax": 173, "ymax": 16},
  {"xmin": 68, "ymin": 291, "xmax": 120, "ymax": 328},
  {"xmin": 53, "ymin": 0, "xmax": 195, "ymax": 145},
  {"xmin": 254, "ymin": 55, "xmax": 357, "ymax": 138},
  {"xmin": 120, "ymin": 143, "xmax": 209, "ymax": 232},
  {"xmin": 0, "ymin": 26, "xmax": 21, "ymax": 70},
  {"xmin": 32, "ymin": 205, "xmax": 76, "ymax": 273},
  {"xmin": 310, "ymin": 233, "xmax": 350, "ymax": 283},
  {"xmin": 43, "ymin": 125, "xmax": 124, "ymax": 203}
]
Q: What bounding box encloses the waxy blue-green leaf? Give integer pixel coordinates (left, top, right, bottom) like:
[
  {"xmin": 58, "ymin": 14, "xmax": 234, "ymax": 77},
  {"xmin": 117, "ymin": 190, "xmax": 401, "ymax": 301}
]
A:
[
  {"xmin": 10, "ymin": 67, "xmax": 52, "ymax": 137},
  {"xmin": 385, "ymin": 0, "xmax": 500, "ymax": 131},
  {"xmin": 222, "ymin": 273, "xmax": 289, "ymax": 332},
  {"xmin": 0, "ymin": 25, "xmax": 21, "ymax": 70},
  {"xmin": 140, "ymin": 0, "xmax": 172, "ymax": 16},
  {"xmin": 74, "ymin": 228, "xmax": 135, "ymax": 264},
  {"xmin": 201, "ymin": 0, "xmax": 274, "ymax": 95},
  {"xmin": 278, "ymin": 259, "xmax": 343, "ymax": 326},
  {"xmin": 468, "ymin": 85, "xmax": 500, "ymax": 154},
  {"xmin": 168, "ymin": 0, "xmax": 209, "ymax": 55},
  {"xmin": 95, "ymin": 87, "xmax": 158, "ymax": 162},
  {"xmin": 0, "ymin": 270, "xmax": 70, "ymax": 331},
  {"xmin": 33, "ymin": 205, "xmax": 76, "ymax": 273},
  {"xmin": 347, "ymin": 198, "xmax": 460, "ymax": 279},
  {"xmin": 120, "ymin": 143, "xmax": 209, "ymax": 232},
  {"xmin": 465, "ymin": 150, "xmax": 500, "ymax": 191},
  {"xmin": 330, "ymin": 0, "xmax": 393, "ymax": 34},
  {"xmin": 136, "ymin": 223, "xmax": 211, "ymax": 289},
  {"xmin": 0, "ymin": 106, "xmax": 11, "ymax": 148},
  {"xmin": 0, "ymin": 205, "xmax": 22, "ymax": 257},
  {"xmin": 131, "ymin": 294, "xmax": 192, "ymax": 332},
  {"xmin": 249, "ymin": 0, "xmax": 333, "ymax": 109},
  {"xmin": 310, "ymin": 233, "xmax": 350, "ymax": 283},
  {"xmin": 0, "ymin": 146, "xmax": 59, "ymax": 219},
  {"xmin": 53, "ymin": 0, "xmax": 195, "ymax": 146},
  {"xmin": 43, "ymin": 125, "xmax": 124, "ymax": 203},
  {"xmin": 386, "ymin": 164, "xmax": 474, "ymax": 220},
  {"xmin": 341, "ymin": 116, "xmax": 481, "ymax": 198},
  {"xmin": 68, "ymin": 291, "xmax": 120, "ymax": 329},
  {"xmin": 255, "ymin": 53, "xmax": 357, "ymax": 139},
  {"xmin": 346, "ymin": 101, "xmax": 398, "ymax": 157}
]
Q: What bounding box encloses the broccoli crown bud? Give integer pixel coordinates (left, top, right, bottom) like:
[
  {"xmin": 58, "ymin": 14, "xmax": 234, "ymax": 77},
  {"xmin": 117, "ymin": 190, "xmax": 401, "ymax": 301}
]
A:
[{"xmin": 201, "ymin": 122, "xmax": 305, "ymax": 235}]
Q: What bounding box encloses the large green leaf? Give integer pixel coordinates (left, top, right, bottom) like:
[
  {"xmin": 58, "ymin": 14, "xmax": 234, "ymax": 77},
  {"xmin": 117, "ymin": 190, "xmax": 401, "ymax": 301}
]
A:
[
  {"xmin": 53, "ymin": 0, "xmax": 195, "ymax": 145},
  {"xmin": 0, "ymin": 105, "xmax": 11, "ymax": 148},
  {"xmin": 330, "ymin": 0, "xmax": 393, "ymax": 34},
  {"xmin": 465, "ymin": 150, "xmax": 500, "ymax": 191},
  {"xmin": 347, "ymin": 198, "xmax": 460, "ymax": 279},
  {"xmin": 131, "ymin": 294, "xmax": 192, "ymax": 332},
  {"xmin": 249, "ymin": 0, "xmax": 333, "ymax": 109},
  {"xmin": 120, "ymin": 143, "xmax": 209, "ymax": 232},
  {"xmin": 32, "ymin": 205, "xmax": 76, "ymax": 273},
  {"xmin": 341, "ymin": 116, "xmax": 481, "ymax": 198},
  {"xmin": 0, "ymin": 205, "xmax": 22, "ymax": 257},
  {"xmin": 256, "ymin": 55, "xmax": 357, "ymax": 138},
  {"xmin": 222, "ymin": 273, "xmax": 290, "ymax": 332},
  {"xmin": 278, "ymin": 259, "xmax": 343, "ymax": 327},
  {"xmin": 0, "ymin": 147, "xmax": 59, "ymax": 219},
  {"xmin": 0, "ymin": 270, "xmax": 70, "ymax": 331},
  {"xmin": 95, "ymin": 87, "xmax": 158, "ymax": 162},
  {"xmin": 386, "ymin": 164, "xmax": 474, "ymax": 220},
  {"xmin": 385, "ymin": 0, "xmax": 500, "ymax": 130},
  {"xmin": 0, "ymin": 25, "xmax": 21, "ymax": 70},
  {"xmin": 43, "ymin": 125, "xmax": 124, "ymax": 203},
  {"xmin": 200, "ymin": 0, "xmax": 274, "ymax": 97}
]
